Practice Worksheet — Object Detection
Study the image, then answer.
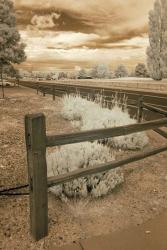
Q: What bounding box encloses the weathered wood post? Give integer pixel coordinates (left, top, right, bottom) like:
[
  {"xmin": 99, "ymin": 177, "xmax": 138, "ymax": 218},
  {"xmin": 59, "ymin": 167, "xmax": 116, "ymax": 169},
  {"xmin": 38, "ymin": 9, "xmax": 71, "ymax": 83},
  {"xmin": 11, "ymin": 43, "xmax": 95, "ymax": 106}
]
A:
[
  {"xmin": 25, "ymin": 113, "xmax": 48, "ymax": 241},
  {"xmin": 43, "ymin": 90, "xmax": 45, "ymax": 97},
  {"xmin": 52, "ymin": 86, "xmax": 55, "ymax": 101},
  {"xmin": 36, "ymin": 84, "xmax": 39, "ymax": 95},
  {"xmin": 137, "ymin": 96, "xmax": 143, "ymax": 123}
]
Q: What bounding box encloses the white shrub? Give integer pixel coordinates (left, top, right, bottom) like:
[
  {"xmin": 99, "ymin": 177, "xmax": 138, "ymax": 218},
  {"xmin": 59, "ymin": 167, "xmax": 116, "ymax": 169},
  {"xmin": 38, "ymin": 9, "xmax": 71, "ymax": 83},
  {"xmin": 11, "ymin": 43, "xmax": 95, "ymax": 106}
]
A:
[
  {"xmin": 61, "ymin": 95, "xmax": 149, "ymax": 150},
  {"xmin": 47, "ymin": 142, "xmax": 124, "ymax": 198}
]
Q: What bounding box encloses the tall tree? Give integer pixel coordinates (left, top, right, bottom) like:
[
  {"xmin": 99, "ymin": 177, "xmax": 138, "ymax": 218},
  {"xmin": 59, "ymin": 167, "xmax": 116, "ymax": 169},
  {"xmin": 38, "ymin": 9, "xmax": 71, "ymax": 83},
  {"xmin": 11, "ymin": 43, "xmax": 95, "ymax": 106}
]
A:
[
  {"xmin": 147, "ymin": 0, "xmax": 167, "ymax": 80},
  {"xmin": 0, "ymin": 0, "xmax": 26, "ymax": 98},
  {"xmin": 161, "ymin": 0, "xmax": 167, "ymax": 78}
]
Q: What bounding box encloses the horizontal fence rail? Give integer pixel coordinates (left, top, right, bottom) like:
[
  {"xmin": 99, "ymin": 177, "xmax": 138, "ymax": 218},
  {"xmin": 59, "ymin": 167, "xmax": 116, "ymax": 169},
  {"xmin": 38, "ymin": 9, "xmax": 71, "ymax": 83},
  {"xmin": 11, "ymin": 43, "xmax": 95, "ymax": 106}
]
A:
[
  {"xmin": 154, "ymin": 128, "xmax": 167, "ymax": 138},
  {"xmin": 143, "ymin": 103, "xmax": 167, "ymax": 116},
  {"xmin": 46, "ymin": 117, "xmax": 167, "ymax": 147},
  {"xmin": 47, "ymin": 144, "xmax": 167, "ymax": 188}
]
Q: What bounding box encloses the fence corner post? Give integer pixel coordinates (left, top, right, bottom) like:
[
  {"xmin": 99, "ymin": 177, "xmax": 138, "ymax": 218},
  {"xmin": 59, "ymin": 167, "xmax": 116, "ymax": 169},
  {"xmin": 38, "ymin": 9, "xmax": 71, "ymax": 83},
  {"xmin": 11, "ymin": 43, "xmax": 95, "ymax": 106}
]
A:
[
  {"xmin": 137, "ymin": 95, "xmax": 143, "ymax": 123},
  {"xmin": 25, "ymin": 113, "xmax": 48, "ymax": 241}
]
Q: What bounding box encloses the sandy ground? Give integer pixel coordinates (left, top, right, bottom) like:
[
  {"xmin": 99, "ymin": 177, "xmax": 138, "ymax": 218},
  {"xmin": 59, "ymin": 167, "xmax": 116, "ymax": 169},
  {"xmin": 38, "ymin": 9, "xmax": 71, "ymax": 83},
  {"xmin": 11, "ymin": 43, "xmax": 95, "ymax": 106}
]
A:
[{"xmin": 0, "ymin": 86, "xmax": 167, "ymax": 250}]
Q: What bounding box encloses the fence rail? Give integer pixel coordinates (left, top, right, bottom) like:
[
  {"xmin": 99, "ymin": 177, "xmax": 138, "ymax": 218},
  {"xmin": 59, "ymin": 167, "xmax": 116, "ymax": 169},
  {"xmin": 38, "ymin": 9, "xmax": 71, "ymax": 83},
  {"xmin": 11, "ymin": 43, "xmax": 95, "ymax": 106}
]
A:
[
  {"xmin": 47, "ymin": 145, "xmax": 167, "ymax": 188},
  {"xmin": 46, "ymin": 117, "xmax": 167, "ymax": 147},
  {"xmin": 8, "ymin": 78, "xmax": 167, "ymax": 110},
  {"xmin": 143, "ymin": 103, "xmax": 167, "ymax": 116}
]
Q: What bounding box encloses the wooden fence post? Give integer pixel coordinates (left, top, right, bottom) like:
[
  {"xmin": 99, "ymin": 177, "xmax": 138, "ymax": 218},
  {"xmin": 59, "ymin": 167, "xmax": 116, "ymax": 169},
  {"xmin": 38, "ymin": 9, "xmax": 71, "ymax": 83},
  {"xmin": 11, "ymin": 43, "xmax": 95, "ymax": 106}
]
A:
[
  {"xmin": 43, "ymin": 90, "xmax": 45, "ymax": 97},
  {"xmin": 137, "ymin": 96, "xmax": 143, "ymax": 123},
  {"xmin": 37, "ymin": 84, "xmax": 39, "ymax": 95},
  {"xmin": 52, "ymin": 86, "xmax": 55, "ymax": 100},
  {"xmin": 25, "ymin": 113, "xmax": 48, "ymax": 241}
]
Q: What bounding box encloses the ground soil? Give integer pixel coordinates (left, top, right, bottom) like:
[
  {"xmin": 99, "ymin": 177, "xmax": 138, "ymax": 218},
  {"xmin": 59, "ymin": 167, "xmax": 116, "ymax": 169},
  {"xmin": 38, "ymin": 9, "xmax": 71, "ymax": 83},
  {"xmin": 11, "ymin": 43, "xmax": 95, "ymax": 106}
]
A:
[{"xmin": 0, "ymin": 86, "xmax": 167, "ymax": 250}]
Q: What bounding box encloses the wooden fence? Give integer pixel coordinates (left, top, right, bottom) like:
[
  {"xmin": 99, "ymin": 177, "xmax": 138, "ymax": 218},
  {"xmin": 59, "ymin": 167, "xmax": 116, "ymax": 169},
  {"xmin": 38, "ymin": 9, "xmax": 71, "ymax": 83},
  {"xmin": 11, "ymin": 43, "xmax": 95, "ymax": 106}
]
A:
[
  {"xmin": 9, "ymin": 78, "xmax": 167, "ymax": 111},
  {"xmin": 25, "ymin": 100, "xmax": 167, "ymax": 240}
]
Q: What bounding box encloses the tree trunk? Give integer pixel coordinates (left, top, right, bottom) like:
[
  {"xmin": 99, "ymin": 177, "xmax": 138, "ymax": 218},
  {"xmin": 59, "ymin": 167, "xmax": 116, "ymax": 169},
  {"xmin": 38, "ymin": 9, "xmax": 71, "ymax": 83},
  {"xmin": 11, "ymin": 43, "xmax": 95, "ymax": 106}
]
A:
[{"xmin": 0, "ymin": 65, "xmax": 5, "ymax": 99}]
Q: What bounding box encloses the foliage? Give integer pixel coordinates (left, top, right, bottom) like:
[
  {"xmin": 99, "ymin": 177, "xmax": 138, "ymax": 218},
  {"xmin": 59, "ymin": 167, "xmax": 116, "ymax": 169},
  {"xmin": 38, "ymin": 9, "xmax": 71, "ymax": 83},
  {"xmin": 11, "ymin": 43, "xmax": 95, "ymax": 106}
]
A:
[
  {"xmin": 0, "ymin": 0, "xmax": 26, "ymax": 97},
  {"xmin": 147, "ymin": 0, "xmax": 167, "ymax": 80},
  {"xmin": 78, "ymin": 68, "xmax": 87, "ymax": 79},
  {"xmin": 58, "ymin": 72, "xmax": 67, "ymax": 79},
  {"xmin": 47, "ymin": 142, "xmax": 124, "ymax": 198},
  {"xmin": 114, "ymin": 65, "xmax": 128, "ymax": 78},
  {"xmin": 61, "ymin": 94, "xmax": 149, "ymax": 150},
  {"xmin": 90, "ymin": 64, "xmax": 111, "ymax": 79},
  {"xmin": 135, "ymin": 63, "xmax": 148, "ymax": 78}
]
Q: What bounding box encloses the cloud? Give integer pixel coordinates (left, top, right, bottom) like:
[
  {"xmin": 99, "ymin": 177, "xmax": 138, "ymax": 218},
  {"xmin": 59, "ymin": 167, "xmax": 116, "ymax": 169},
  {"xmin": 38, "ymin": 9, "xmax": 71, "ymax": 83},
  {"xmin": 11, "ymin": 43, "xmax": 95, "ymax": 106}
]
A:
[
  {"xmin": 21, "ymin": 30, "xmax": 99, "ymax": 50},
  {"xmin": 14, "ymin": 0, "xmax": 154, "ymax": 36},
  {"xmin": 20, "ymin": 30, "xmax": 148, "ymax": 69},
  {"xmin": 14, "ymin": 0, "xmax": 154, "ymax": 70},
  {"xmin": 30, "ymin": 13, "xmax": 61, "ymax": 29}
]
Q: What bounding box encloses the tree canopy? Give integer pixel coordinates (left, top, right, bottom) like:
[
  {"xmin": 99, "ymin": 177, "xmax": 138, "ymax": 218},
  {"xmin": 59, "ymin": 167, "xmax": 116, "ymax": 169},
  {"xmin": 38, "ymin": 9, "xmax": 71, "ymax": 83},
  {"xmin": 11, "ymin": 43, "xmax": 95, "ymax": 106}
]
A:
[{"xmin": 0, "ymin": 0, "xmax": 26, "ymax": 97}]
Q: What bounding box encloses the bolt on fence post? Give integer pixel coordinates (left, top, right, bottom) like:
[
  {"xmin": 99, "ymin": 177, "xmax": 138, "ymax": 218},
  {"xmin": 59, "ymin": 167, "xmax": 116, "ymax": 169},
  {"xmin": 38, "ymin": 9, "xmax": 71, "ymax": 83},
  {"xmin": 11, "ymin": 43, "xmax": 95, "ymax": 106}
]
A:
[
  {"xmin": 25, "ymin": 113, "xmax": 48, "ymax": 241},
  {"xmin": 137, "ymin": 96, "xmax": 143, "ymax": 123}
]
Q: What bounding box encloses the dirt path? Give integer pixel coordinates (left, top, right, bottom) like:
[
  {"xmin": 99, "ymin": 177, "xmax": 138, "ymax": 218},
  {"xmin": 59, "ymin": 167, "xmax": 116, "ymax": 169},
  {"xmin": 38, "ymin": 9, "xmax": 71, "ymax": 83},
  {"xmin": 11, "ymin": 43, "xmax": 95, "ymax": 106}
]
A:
[
  {"xmin": 52, "ymin": 210, "xmax": 167, "ymax": 250},
  {"xmin": 0, "ymin": 86, "xmax": 167, "ymax": 250}
]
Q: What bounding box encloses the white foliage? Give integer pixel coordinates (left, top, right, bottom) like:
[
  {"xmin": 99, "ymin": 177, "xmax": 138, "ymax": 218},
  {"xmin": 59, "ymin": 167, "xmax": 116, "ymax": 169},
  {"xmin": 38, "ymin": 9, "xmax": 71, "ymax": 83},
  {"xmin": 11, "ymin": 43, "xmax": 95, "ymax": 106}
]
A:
[
  {"xmin": 47, "ymin": 142, "xmax": 124, "ymax": 198},
  {"xmin": 90, "ymin": 64, "xmax": 111, "ymax": 79},
  {"xmin": 114, "ymin": 65, "xmax": 129, "ymax": 78},
  {"xmin": 61, "ymin": 95, "xmax": 149, "ymax": 150},
  {"xmin": 77, "ymin": 68, "xmax": 87, "ymax": 79}
]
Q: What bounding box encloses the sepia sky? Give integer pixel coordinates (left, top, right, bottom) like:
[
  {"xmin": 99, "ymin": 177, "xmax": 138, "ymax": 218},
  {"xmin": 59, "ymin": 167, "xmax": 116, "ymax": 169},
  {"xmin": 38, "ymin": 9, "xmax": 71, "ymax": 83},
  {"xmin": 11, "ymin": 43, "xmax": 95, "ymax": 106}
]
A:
[{"xmin": 13, "ymin": 0, "xmax": 154, "ymax": 71}]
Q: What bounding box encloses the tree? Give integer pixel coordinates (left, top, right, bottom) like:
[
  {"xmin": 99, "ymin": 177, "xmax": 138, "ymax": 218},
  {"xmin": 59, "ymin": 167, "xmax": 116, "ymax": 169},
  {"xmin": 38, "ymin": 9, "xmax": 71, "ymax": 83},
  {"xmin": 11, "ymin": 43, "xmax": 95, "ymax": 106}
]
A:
[
  {"xmin": 161, "ymin": 0, "xmax": 167, "ymax": 78},
  {"xmin": 90, "ymin": 64, "xmax": 110, "ymax": 79},
  {"xmin": 114, "ymin": 65, "xmax": 128, "ymax": 78},
  {"xmin": 0, "ymin": 0, "xmax": 26, "ymax": 98},
  {"xmin": 135, "ymin": 63, "xmax": 148, "ymax": 78},
  {"xmin": 58, "ymin": 71, "xmax": 67, "ymax": 80},
  {"xmin": 77, "ymin": 68, "xmax": 87, "ymax": 79},
  {"xmin": 147, "ymin": 0, "xmax": 167, "ymax": 80},
  {"xmin": 68, "ymin": 71, "xmax": 77, "ymax": 79}
]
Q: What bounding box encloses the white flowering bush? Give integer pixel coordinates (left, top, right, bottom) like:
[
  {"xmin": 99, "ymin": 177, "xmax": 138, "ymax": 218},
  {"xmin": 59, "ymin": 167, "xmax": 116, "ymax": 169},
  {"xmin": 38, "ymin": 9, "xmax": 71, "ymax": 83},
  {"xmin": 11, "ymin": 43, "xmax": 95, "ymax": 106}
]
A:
[
  {"xmin": 61, "ymin": 94, "xmax": 149, "ymax": 150},
  {"xmin": 47, "ymin": 142, "xmax": 124, "ymax": 198}
]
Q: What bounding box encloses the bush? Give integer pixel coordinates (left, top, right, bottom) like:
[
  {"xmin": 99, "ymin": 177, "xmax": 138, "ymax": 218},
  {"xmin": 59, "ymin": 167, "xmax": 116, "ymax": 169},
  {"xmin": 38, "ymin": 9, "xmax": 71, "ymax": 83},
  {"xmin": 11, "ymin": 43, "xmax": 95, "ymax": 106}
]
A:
[
  {"xmin": 47, "ymin": 142, "xmax": 124, "ymax": 198},
  {"xmin": 135, "ymin": 63, "xmax": 148, "ymax": 78},
  {"xmin": 61, "ymin": 95, "xmax": 149, "ymax": 150}
]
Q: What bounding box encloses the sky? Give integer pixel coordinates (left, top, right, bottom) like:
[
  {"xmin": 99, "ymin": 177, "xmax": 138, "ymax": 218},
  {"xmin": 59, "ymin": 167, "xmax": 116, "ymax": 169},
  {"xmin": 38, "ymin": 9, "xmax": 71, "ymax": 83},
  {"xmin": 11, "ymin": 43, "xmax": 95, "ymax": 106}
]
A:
[{"xmin": 13, "ymin": 0, "xmax": 155, "ymax": 71}]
